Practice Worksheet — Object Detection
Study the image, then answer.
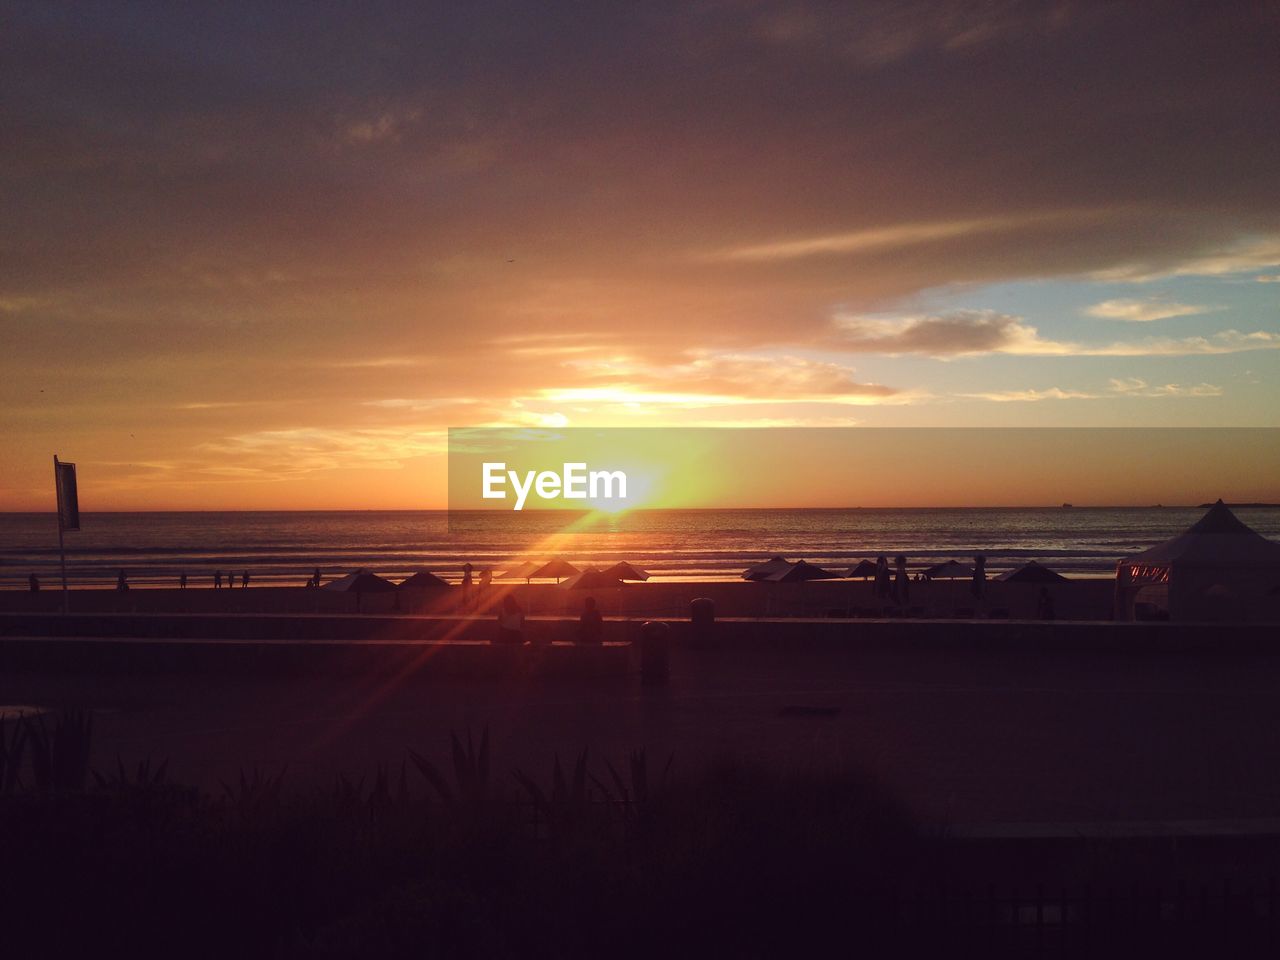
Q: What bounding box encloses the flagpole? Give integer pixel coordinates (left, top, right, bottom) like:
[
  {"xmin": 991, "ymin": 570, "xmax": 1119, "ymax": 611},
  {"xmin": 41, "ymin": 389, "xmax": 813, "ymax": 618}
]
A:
[{"xmin": 54, "ymin": 454, "xmax": 69, "ymax": 614}]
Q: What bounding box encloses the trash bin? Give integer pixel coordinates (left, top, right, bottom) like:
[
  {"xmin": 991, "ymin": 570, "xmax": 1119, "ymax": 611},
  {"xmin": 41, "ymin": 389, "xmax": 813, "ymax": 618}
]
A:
[
  {"xmin": 689, "ymin": 597, "xmax": 715, "ymax": 648},
  {"xmin": 640, "ymin": 620, "xmax": 670, "ymax": 685}
]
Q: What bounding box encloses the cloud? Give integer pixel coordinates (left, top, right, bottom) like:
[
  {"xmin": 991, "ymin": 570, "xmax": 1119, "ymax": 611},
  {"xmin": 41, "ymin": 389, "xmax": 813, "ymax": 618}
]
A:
[
  {"xmin": 962, "ymin": 387, "xmax": 1101, "ymax": 402},
  {"xmin": 1085, "ymin": 298, "xmax": 1218, "ymax": 322},
  {"xmin": 710, "ymin": 216, "xmax": 1024, "ymax": 262},
  {"xmin": 831, "ymin": 311, "xmax": 1067, "ymax": 356},
  {"xmin": 548, "ymin": 353, "xmax": 902, "ymax": 407},
  {"xmin": 962, "ymin": 380, "xmax": 1224, "ymax": 402},
  {"xmin": 1108, "ymin": 378, "xmax": 1223, "ymax": 397},
  {"xmin": 200, "ymin": 427, "xmax": 449, "ymax": 474},
  {"xmin": 706, "ymin": 211, "xmax": 1109, "ymax": 263},
  {"xmin": 1256, "ymin": 274, "xmax": 1280, "ymax": 283},
  {"xmin": 831, "ymin": 311, "xmax": 1280, "ymax": 358},
  {"xmin": 1092, "ymin": 236, "xmax": 1280, "ymax": 282}
]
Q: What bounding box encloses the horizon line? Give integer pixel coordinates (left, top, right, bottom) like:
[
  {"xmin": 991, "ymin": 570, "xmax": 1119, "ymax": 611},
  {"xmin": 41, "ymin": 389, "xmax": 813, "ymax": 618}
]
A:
[{"xmin": 4, "ymin": 503, "xmax": 1276, "ymax": 515}]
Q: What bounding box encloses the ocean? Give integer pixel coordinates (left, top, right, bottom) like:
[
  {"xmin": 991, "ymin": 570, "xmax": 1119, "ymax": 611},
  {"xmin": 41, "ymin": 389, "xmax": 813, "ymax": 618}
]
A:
[{"xmin": 3, "ymin": 506, "xmax": 1279, "ymax": 588}]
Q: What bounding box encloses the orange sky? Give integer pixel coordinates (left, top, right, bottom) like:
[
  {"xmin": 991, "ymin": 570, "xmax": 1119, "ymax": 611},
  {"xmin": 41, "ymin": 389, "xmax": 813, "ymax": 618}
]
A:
[{"xmin": 2, "ymin": 3, "xmax": 1278, "ymax": 510}]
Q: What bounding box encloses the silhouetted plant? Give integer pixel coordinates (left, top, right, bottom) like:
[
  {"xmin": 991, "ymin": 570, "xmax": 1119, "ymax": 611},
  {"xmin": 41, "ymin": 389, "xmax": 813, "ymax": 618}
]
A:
[
  {"xmin": 0, "ymin": 715, "xmax": 28, "ymax": 794},
  {"xmin": 93, "ymin": 755, "xmax": 169, "ymax": 791},
  {"xmin": 23, "ymin": 709, "xmax": 93, "ymax": 793},
  {"xmin": 408, "ymin": 726, "xmax": 489, "ymax": 807},
  {"xmin": 592, "ymin": 748, "xmax": 673, "ymax": 806}
]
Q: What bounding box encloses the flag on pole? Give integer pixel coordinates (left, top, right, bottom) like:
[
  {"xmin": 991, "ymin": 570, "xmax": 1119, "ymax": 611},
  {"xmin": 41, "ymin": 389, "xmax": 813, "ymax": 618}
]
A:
[{"xmin": 55, "ymin": 457, "xmax": 80, "ymax": 531}]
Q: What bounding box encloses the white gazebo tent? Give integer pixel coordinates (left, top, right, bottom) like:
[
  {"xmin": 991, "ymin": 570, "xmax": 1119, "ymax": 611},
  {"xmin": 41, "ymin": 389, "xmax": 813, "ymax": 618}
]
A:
[{"xmin": 1115, "ymin": 501, "xmax": 1280, "ymax": 622}]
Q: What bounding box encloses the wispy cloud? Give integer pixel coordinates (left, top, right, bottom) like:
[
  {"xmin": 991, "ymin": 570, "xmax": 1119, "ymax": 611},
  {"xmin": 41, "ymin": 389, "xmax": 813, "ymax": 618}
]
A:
[
  {"xmin": 831, "ymin": 311, "xmax": 1280, "ymax": 358},
  {"xmin": 1108, "ymin": 378, "xmax": 1223, "ymax": 397},
  {"xmin": 1085, "ymin": 298, "xmax": 1218, "ymax": 323},
  {"xmin": 706, "ymin": 211, "xmax": 1105, "ymax": 263},
  {"xmin": 961, "ymin": 387, "xmax": 1100, "ymax": 402},
  {"xmin": 1093, "ymin": 236, "xmax": 1280, "ymax": 282},
  {"xmin": 555, "ymin": 353, "xmax": 901, "ymax": 405},
  {"xmin": 962, "ymin": 379, "xmax": 1223, "ymax": 403}
]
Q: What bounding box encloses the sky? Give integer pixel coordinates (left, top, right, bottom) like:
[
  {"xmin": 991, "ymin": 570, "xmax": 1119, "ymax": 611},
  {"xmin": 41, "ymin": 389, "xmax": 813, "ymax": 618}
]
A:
[{"xmin": 1, "ymin": 1, "xmax": 1278, "ymax": 509}]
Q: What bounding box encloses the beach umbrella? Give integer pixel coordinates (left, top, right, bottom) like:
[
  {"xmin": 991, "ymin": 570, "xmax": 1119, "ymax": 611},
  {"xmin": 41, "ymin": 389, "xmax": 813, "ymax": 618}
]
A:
[
  {"xmin": 995, "ymin": 561, "xmax": 1070, "ymax": 584},
  {"xmin": 847, "ymin": 559, "xmax": 877, "ymax": 580},
  {"xmin": 760, "ymin": 560, "xmax": 841, "ymax": 583},
  {"xmin": 759, "ymin": 560, "xmax": 841, "ymax": 616},
  {"xmin": 921, "ymin": 560, "xmax": 974, "ymax": 581},
  {"xmin": 529, "ymin": 558, "xmax": 579, "ymax": 583},
  {"xmin": 323, "ymin": 569, "xmax": 398, "ymax": 612},
  {"xmin": 602, "ymin": 561, "xmax": 651, "ymax": 581},
  {"xmin": 498, "ymin": 560, "xmax": 542, "ymax": 583},
  {"xmin": 743, "ymin": 555, "xmax": 791, "ymax": 580},
  {"xmin": 323, "ymin": 569, "xmax": 398, "ymax": 593},
  {"xmin": 399, "ymin": 570, "xmax": 450, "ymax": 590},
  {"xmin": 559, "ymin": 568, "xmax": 626, "ymax": 590}
]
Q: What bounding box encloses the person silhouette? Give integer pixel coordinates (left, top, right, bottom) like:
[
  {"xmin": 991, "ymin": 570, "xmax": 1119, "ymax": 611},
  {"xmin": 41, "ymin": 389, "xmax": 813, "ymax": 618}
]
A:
[
  {"xmin": 179, "ymin": 571, "xmax": 187, "ymax": 589},
  {"xmin": 313, "ymin": 567, "xmax": 321, "ymax": 588},
  {"xmin": 1036, "ymin": 587, "xmax": 1055, "ymax": 620},
  {"xmin": 461, "ymin": 562, "xmax": 474, "ymax": 607},
  {"xmin": 116, "ymin": 569, "xmax": 129, "ymax": 592},
  {"xmin": 495, "ymin": 593, "xmax": 524, "ymax": 645},
  {"xmin": 578, "ymin": 596, "xmax": 603, "ymax": 645},
  {"xmin": 28, "ymin": 573, "xmax": 39, "ymax": 593},
  {"xmin": 874, "ymin": 556, "xmax": 890, "ymax": 599},
  {"xmin": 479, "ymin": 567, "xmax": 492, "ymax": 589},
  {"xmin": 241, "ymin": 570, "xmax": 250, "ymax": 590},
  {"xmin": 214, "ymin": 570, "xmax": 222, "ymax": 589}
]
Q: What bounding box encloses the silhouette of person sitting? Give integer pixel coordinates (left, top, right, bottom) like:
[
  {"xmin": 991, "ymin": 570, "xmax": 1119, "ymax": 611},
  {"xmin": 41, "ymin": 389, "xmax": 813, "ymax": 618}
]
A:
[
  {"xmin": 495, "ymin": 594, "xmax": 524, "ymax": 645},
  {"xmin": 578, "ymin": 596, "xmax": 603, "ymax": 644},
  {"xmin": 479, "ymin": 567, "xmax": 492, "ymax": 589}
]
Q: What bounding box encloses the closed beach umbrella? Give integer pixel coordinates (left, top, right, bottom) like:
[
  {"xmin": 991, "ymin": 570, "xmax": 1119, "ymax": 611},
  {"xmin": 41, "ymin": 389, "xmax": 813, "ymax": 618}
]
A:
[
  {"xmin": 921, "ymin": 560, "xmax": 973, "ymax": 581},
  {"xmin": 874, "ymin": 556, "xmax": 891, "ymax": 598},
  {"xmin": 498, "ymin": 560, "xmax": 542, "ymax": 583},
  {"xmin": 559, "ymin": 568, "xmax": 626, "ymax": 590},
  {"xmin": 399, "ymin": 570, "xmax": 450, "ymax": 590},
  {"xmin": 971, "ymin": 555, "xmax": 987, "ymax": 600},
  {"xmin": 602, "ymin": 561, "xmax": 651, "ymax": 581},
  {"xmin": 529, "ymin": 558, "xmax": 579, "ymax": 583},
  {"xmin": 894, "ymin": 556, "xmax": 910, "ymax": 605},
  {"xmin": 743, "ymin": 555, "xmax": 791, "ymax": 580},
  {"xmin": 847, "ymin": 559, "xmax": 877, "ymax": 580},
  {"xmin": 995, "ymin": 561, "xmax": 1070, "ymax": 584}
]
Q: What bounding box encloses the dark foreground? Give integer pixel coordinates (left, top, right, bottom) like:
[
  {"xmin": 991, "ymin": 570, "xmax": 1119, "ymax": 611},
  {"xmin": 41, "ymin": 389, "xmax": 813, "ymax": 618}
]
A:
[{"xmin": 5, "ymin": 625, "xmax": 1280, "ymax": 956}]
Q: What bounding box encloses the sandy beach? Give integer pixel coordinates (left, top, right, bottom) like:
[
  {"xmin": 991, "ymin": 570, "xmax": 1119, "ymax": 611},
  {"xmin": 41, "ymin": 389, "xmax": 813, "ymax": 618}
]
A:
[{"xmin": 1, "ymin": 612, "xmax": 1277, "ymax": 828}]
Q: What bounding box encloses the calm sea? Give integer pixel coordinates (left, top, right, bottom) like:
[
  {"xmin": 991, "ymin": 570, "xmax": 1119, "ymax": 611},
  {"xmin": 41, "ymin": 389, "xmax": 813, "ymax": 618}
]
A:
[{"xmin": 1, "ymin": 507, "xmax": 1278, "ymax": 588}]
